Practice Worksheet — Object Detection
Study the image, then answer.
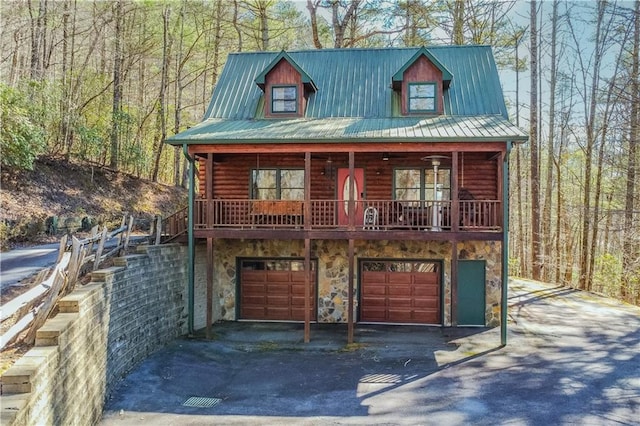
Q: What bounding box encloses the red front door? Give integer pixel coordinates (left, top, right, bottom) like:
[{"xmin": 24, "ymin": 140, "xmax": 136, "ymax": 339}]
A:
[{"xmin": 337, "ymin": 168, "xmax": 364, "ymax": 226}]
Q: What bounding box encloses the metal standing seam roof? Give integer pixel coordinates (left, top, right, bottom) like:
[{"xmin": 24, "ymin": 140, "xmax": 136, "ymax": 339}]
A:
[{"xmin": 167, "ymin": 46, "xmax": 528, "ymax": 145}]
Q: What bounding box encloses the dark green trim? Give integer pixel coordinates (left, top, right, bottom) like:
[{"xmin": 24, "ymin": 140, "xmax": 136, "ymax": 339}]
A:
[
  {"xmin": 501, "ymin": 143, "xmax": 511, "ymax": 346},
  {"xmin": 392, "ymin": 47, "xmax": 453, "ymax": 88},
  {"xmin": 182, "ymin": 144, "xmax": 195, "ymax": 336},
  {"xmin": 167, "ymin": 135, "xmax": 529, "ymax": 146}
]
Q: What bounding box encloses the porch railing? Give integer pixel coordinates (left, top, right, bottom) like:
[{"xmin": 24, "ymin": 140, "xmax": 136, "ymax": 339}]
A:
[{"xmin": 191, "ymin": 199, "xmax": 502, "ymax": 231}]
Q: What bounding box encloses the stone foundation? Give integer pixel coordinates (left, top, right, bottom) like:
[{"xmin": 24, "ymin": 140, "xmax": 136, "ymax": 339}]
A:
[{"xmin": 195, "ymin": 239, "xmax": 502, "ymax": 327}]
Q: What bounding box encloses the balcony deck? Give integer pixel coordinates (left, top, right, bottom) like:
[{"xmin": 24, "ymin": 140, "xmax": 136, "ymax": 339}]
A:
[{"xmin": 162, "ymin": 199, "xmax": 503, "ymax": 243}]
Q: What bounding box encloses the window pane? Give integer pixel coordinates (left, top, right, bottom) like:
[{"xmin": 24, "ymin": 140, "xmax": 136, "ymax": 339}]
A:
[
  {"xmin": 281, "ymin": 169, "xmax": 304, "ymax": 188},
  {"xmin": 281, "ymin": 188, "xmax": 304, "ymax": 200},
  {"xmin": 410, "ymin": 84, "xmax": 435, "ymax": 97},
  {"xmin": 410, "ymin": 98, "xmax": 431, "ymax": 111},
  {"xmin": 273, "ymin": 100, "xmax": 297, "ymax": 112},
  {"xmin": 425, "ymin": 169, "xmax": 451, "ymax": 200},
  {"xmin": 272, "ymin": 86, "xmax": 296, "ymax": 100},
  {"xmin": 253, "ymin": 169, "xmax": 277, "ymax": 199},
  {"xmin": 281, "ymin": 169, "xmax": 304, "ymax": 200}
]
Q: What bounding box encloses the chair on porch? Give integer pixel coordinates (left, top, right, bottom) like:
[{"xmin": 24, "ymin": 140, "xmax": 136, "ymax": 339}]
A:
[{"xmin": 363, "ymin": 206, "xmax": 379, "ymax": 230}]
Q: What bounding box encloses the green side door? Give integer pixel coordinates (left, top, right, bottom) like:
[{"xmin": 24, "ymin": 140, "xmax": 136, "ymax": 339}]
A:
[{"xmin": 457, "ymin": 260, "xmax": 486, "ymax": 326}]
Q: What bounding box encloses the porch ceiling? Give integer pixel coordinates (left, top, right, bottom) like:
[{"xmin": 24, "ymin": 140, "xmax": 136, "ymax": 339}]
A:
[{"xmin": 166, "ymin": 115, "xmax": 528, "ymax": 146}]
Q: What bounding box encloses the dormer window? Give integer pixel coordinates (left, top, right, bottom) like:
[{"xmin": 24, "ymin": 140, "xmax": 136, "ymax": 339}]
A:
[
  {"xmin": 272, "ymin": 85, "xmax": 298, "ymax": 114},
  {"xmin": 408, "ymin": 82, "xmax": 437, "ymax": 113}
]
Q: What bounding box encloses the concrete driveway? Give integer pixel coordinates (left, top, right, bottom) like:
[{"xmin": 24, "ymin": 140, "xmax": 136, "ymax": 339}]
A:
[{"xmin": 101, "ymin": 279, "xmax": 640, "ymax": 425}]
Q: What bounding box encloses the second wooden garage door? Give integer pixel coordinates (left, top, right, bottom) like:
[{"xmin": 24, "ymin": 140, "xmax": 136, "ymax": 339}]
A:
[
  {"xmin": 240, "ymin": 259, "xmax": 316, "ymax": 321},
  {"xmin": 360, "ymin": 260, "xmax": 441, "ymax": 324}
]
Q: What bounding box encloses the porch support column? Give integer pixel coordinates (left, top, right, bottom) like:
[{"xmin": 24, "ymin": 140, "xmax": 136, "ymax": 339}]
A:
[
  {"xmin": 305, "ymin": 238, "xmax": 311, "ymax": 343},
  {"xmin": 501, "ymin": 144, "xmax": 511, "ymax": 346},
  {"xmin": 348, "ymin": 238, "xmax": 355, "ymax": 344},
  {"xmin": 206, "ymin": 153, "xmax": 214, "ymax": 227},
  {"xmin": 206, "ymin": 237, "xmax": 214, "ymax": 339},
  {"xmin": 347, "ymin": 151, "xmax": 355, "ymax": 343},
  {"xmin": 451, "ymin": 241, "xmax": 458, "ymax": 327},
  {"xmin": 348, "ymin": 152, "xmax": 355, "ymax": 230},
  {"xmin": 451, "ymin": 152, "xmax": 459, "ymax": 232},
  {"xmin": 304, "ymin": 153, "xmax": 311, "ymax": 343}
]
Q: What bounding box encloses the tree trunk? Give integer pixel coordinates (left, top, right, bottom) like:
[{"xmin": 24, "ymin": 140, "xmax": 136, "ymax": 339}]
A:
[
  {"xmin": 530, "ymin": 0, "xmax": 541, "ymax": 281},
  {"xmin": 542, "ymin": 0, "xmax": 558, "ymax": 282},
  {"xmin": 152, "ymin": 5, "xmax": 172, "ymax": 182},
  {"xmin": 453, "ymin": 0, "xmax": 465, "ymax": 45},
  {"xmin": 622, "ymin": 0, "xmax": 639, "ymax": 302},
  {"xmin": 109, "ymin": 0, "xmax": 123, "ymax": 170},
  {"xmin": 307, "ymin": 0, "xmax": 323, "ymax": 49}
]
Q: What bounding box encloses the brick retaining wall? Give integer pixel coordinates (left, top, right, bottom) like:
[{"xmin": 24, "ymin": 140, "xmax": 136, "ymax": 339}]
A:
[{"xmin": 0, "ymin": 244, "xmax": 187, "ymax": 426}]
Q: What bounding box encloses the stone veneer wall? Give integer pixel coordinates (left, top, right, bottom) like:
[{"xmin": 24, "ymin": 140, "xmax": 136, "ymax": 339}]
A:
[
  {"xmin": 195, "ymin": 239, "xmax": 502, "ymax": 327},
  {"xmin": 0, "ymin": 244, "xmax": 187, "ymax": 426}
]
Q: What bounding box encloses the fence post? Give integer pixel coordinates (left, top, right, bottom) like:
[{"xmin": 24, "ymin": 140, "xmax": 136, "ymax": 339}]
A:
[
  {"xmin": 155, "ymin": 215, "xmax": 162, "ymax": 245},
  {"xmin": 61, "ymin": 236, "xmax": 85, "ymax": 296},
  {"xmin": 55, "ymin": 234, "xmax": 68, "ymax": 264},
  {"xmin": 123, "ymin": 215, "xmax": 133, "ymax": 252},
  {"xmin": 93, "ymin": 226, "xmax": 108, "ymax": 270}
]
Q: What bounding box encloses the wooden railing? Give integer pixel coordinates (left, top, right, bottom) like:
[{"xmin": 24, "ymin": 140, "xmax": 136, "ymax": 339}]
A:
[
  {"xmin": 1, "ymin": 215, "xmax": 134, "ymax": 350},
  {"xmin": 187, "ymin": 199, "xmax": 502, "ymax": 231}
]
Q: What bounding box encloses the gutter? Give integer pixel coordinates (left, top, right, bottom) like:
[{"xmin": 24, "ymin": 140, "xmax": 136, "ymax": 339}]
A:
[{"xmin": 501, "ymin": 141, "xmax": 512, "ymax": 346}]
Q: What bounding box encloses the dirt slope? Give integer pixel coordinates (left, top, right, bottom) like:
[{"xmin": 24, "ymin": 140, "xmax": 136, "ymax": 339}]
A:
[{"xmin": 1, "ymin": 157, "xmax": 187, "ymax": 249}]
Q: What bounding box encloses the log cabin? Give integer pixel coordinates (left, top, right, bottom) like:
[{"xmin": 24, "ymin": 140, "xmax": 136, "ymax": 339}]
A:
[{"xmin": 165, "ymin": 46, "xmax": 527, "ymax": 344}]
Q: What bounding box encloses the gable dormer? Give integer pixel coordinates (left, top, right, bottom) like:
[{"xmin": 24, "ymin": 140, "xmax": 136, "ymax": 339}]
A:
[
  {"xmin": 255, "ymin": 51, "xmax": 317, "ymax": 118},
  {"xmin": 392, "ymin": 47, "xmax": 453, "ymax": 116}
]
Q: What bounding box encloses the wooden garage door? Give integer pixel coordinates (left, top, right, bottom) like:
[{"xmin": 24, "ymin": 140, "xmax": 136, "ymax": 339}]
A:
[
  {"xmin": 360, "ymin": 261, "xmax": 441, "ymax": 324},
  {"xmin": 240, "ymin": 259, "xmax": 316, "ymax": 321}
]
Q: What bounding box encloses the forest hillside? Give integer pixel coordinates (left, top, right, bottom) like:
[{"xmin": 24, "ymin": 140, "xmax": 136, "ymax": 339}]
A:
[{"xmin": 0, "ymin": 157, "xmax": 187, "ymax": 250}]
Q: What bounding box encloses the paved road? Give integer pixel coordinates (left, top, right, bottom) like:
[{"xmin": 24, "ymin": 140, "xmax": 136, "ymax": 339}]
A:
[
  {"xmin": 101, "ymin": 279, "xmax": 640, "ymax": 425},
  {"xmin": 0, "ymin": 243, "xmax": 62, "ymax": 288},
  {"xmin": 0, "ymin": 236, "xmax": 147, "ymax": 288}
]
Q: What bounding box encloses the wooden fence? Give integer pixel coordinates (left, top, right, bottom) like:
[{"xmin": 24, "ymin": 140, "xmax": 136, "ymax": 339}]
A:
[{"xmin": 1, "ymin": 215, "xmax": 134, "ymax": 350}]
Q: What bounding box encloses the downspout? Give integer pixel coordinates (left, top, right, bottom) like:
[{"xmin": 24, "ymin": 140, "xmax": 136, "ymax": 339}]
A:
[
  {"xmin": 501, "ymin": 142, "xmax": 512, "ymax": 346},
  {"xmin": 182, "ymin": 144, "xmax": 195, "ymax": 336}
]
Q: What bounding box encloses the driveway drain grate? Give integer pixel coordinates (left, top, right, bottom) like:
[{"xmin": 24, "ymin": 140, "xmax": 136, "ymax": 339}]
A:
[{"xmin": 182, "ymin": 397, "xmax": 222, "ymax": 408}]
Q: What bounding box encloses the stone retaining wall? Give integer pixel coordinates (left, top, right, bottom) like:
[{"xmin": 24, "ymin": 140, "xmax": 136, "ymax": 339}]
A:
[{"xmin": 0, "ymin": 244, "xmax": 187, "ymax": 426}]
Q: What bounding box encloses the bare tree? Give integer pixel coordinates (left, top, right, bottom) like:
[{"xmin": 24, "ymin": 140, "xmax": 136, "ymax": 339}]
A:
[
  {"xmin": 622, "ymin": 0, "xmax": 639, "ymax": 302},
  {"xmin": 109, "ymin": 0, "xmax": 123, "ymax": 170},
  {"xmin": 530, "ymin": 0, "xmax": 541, "ymax": 281}
]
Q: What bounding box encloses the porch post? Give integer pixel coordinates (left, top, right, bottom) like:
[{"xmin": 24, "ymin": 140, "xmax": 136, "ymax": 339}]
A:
[
  {"xmin": 347, "ymin": 152, "xmax": 355, "ymax": 343},
  {"xmin": 304, "ymin": 153, "xmax": 311, "ymax": 342},
  {"xmin": 451, "ymin": 241, "xmax": 458, "ymax": 327},
  {"xmin": 451, "ymin": 152, "xmax": 459, "ymax": 232},
  {"xmin": 206, "ymin": 237, "xmax": 213, "ymax": 339},
  {"xmin": 348, "ymin": 152, "xmax": 355, "ymax": 230},
  {"xmin": 348, "ymin": 238, "xmax": 355, "ymax": 344},
  {"xmin": 305, "ymin": 238, "xmax": 311, "ymax": 343}
]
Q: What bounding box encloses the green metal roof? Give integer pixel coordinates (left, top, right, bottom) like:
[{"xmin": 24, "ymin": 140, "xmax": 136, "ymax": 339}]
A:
[
  {"xmin": 167, "ymin": 115, "xmax": 528, "ymax": 145},
  {"xmin": 167, "ymin": 46, "xmax": 527, "ymax": 145}
]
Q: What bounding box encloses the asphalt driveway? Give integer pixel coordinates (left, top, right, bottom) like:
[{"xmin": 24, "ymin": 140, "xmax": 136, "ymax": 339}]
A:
[{"xmin": 101, "ymin": 279, "xmax": 640, "ymax": 425}]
